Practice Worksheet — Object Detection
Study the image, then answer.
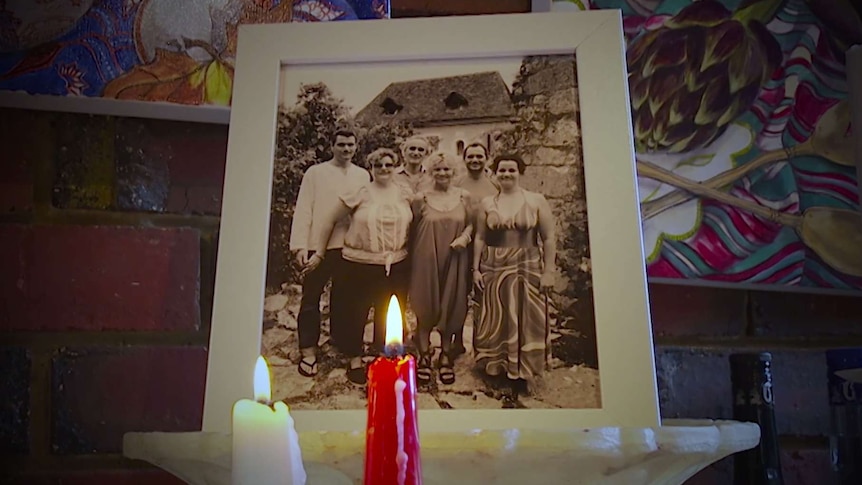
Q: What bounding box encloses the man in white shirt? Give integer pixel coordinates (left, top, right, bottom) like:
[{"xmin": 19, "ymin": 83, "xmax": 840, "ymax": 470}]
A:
[{"xmin": 290, "ymin": 127, "xmax": 370, "ymax": 377}]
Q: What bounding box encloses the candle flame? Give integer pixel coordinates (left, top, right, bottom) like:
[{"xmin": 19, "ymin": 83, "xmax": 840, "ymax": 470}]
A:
[
  {"xmin": 253, "ymin": 355, "xmax": 271, "ymax": 403},
  {"xmin": 385, "ymin": 294, "xmax": 403, "ymax": 347}
]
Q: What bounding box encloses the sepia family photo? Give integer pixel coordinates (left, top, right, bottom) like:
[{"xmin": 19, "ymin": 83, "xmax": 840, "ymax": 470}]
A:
[{"xmin": 259, "ymin": 54, "xmax": 601, "ymax": 412}]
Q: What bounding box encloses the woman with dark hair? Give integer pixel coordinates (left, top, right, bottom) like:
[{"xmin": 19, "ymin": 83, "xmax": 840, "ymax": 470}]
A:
[
  {"xmin": 409, "ymin": 152, "xmax": 473, "ymax": 385},
  {"xmin": 306, "ymin": 147, "xmax": 413, "ymax": 385},
  {"xmin": 471, "ymin": 153, "xmax": 557, "ymax": 394}
]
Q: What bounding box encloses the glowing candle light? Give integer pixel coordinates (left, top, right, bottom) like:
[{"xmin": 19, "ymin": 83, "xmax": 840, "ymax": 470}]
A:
[
  {"xmin": 364, "ymin": 295, "xmax": 423, "ymax": 485},
  {"xmin": 231, "ymin": 356, "xmax": 306, "ymax": 485}
]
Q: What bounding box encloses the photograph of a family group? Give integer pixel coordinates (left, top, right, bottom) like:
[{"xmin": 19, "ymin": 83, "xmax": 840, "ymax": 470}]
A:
[{"xmin": 260, "ymin": 53, "xmax": 600, "ymax": 412}]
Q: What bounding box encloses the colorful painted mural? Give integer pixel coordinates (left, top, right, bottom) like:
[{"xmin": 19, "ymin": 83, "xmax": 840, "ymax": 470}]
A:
[
  {"xmin": 1, "ymin": 0, "xmax": 859, "ymax": 293},
  {"xmin": 589, "ymin": 0, "xmax": 862, "ymax": 292},
  {"xmin": 0, "ymin": 0, "xmax": 388, "ymax": 105}
]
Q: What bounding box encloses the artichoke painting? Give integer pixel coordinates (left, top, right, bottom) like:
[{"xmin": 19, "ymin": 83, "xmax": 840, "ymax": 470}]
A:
[{"xmin": 627, "ymin": 0, "xmax": 783, "ymax": 153}]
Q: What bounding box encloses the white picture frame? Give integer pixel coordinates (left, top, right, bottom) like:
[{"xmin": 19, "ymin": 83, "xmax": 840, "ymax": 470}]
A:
[{"xmin": 203, "ymin": 10, "xmax": 659, "ymax": 434}]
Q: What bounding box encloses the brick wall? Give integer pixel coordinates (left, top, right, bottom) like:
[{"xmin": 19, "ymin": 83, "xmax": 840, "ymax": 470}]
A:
[
  {"xmin": 651, "ymin": 284, "xmax": 861, "ymax": 484},
  {"xmin": 0, "ymin": 109, "xmax": 222, "ymax": 483},
  {"xmin": 1, "ymin": 1, "xmax": 860, "ymax": 483}
]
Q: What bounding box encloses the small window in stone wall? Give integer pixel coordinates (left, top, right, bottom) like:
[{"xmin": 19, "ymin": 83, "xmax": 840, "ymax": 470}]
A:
[
  {"xmin": 444, "ymin": 91, "xmax": 468, "ymax": 110},
  {"xmin": 456, "ymin": 140, "xmax": 465, "ymax": 154},
  {"xmin": 381, "ymin": 97, "xmax": 402, "ymax": 115}
]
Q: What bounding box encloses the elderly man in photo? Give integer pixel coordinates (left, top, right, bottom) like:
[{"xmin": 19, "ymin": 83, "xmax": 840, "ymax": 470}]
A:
[
  {"xmin": 394, "ymin": 135, "xmax": 434, "ymax": 194},
  {"xmin": 290, "ymin": 126, "xmax": 370, "ymax": 378}
]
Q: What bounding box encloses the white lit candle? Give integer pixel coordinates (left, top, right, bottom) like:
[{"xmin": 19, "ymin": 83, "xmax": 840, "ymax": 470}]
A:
[{"xmin": 232, "ymin": 356, "xmax": 306, "ymax": 485}]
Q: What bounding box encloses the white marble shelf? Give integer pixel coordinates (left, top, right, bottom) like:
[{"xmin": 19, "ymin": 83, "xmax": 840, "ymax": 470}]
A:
[{"xmin": 122, "ymin": 419, "xmax": 759, "ymax": 484}]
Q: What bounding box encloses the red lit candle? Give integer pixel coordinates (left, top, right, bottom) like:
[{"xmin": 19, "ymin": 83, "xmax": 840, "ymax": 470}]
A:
[{"xmin": 364, "ymin": 295, "xmax": 422, "ymax": 485}]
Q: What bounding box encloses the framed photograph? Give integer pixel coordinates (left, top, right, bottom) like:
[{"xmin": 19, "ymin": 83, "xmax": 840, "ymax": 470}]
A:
[{"xmin": 203, "ymin": 10, "xmax": 659, "ymax": 434}]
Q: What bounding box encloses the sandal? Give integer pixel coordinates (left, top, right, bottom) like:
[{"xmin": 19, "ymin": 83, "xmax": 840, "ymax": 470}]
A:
[
  {"xmin": 438, "ymin": 352, "xmax": 455, "ymax": 385},
  {"xmin": 346, "ymin": 363, "xmax": 367, "ymax": 385},
  {"xmin": 297, "ymin": 356, "xmax": 318, "ymax": 378},
  {"xmin": 416, "ymin": 354, "xmax": 433, "ymax": 385}
]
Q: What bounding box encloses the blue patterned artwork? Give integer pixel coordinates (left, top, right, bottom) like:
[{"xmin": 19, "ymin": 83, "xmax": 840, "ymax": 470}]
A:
[{"xmin": 0, "ymin": 0, "xmax": 389, "ymax": 105}]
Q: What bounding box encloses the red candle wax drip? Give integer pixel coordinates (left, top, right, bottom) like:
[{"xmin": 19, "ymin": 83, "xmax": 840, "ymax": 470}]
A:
[{"xmin": 364, "ymin": 354, "xmax": 422, "ymax": 485}]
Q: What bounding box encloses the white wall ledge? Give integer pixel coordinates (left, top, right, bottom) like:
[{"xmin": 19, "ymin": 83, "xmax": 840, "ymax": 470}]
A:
[{"xmin": 0, "ymin": 91, "xmax": 231, "ymax": 125}]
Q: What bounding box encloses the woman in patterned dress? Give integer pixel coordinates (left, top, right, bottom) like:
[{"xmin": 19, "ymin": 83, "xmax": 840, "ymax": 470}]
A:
[
  {"xmin": 471, "ymin": 153, "xmax": 557, "ymax": 394},
  {"xmin": 409, "ymin": 152, "xmax": 473, "ymax": 385},
  {"xmin": 307, "ymin": 147, "xmax": 413, "ymax": 385}
]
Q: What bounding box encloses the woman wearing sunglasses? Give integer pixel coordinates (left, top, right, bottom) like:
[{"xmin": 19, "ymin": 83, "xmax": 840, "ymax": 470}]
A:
[{"xmin": 307, "ymin": 147, "xmax": 413, "ymax": 385}]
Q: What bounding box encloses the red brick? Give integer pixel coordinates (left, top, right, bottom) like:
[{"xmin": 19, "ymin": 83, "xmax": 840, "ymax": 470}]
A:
[
  {"xmin": 657, "ymin": 348, "xmax": 830, "ymax": 437},
  {"xmin": 648, "ymin": 283, "xmax": 747, "ymax": 337},
  {"xmin": 161, "ymin": 123, "xmax": 228, "ymax": 187},
  {"xmin": 750, "ymin": 290, "xmax": 862, "ymax": 336},
  {"xmin": 0, "ymin": 184, "xmax": 34, "ymax": 214},
  {"xmin": 164, "ymin": 122, "xmax": 227, "ymax": 216},
  {"xmin": 165, "ymin": 186, "xmax": 223, "ymax": 215},
  {"xmin": 0, "ymin": 225, "xmax": 200, "ymax": 331},
  {"xmin": 117, "ymin": 118, "xmax": 227, "ymax": 215},
  {"xmin": 684, "ymin": 447, "xmax": 838, "ymax": 484},
  {"xmin": 780, "ymin": 447, "xmax": 837, "ymax": 485},
  {"xmin": 51, "ymin": 346, "xmax": 207, "ymax": 454},
  {"xmin": 0, "ymin": 109, "xmax": 45, "ymax": 213},
  {"xmin": 124, "ymin": 118, "xmax": 227, "ymax": 186},
  {"xmin": 7, "ymin": 468, "xmax": 185, "ymax": 485}
]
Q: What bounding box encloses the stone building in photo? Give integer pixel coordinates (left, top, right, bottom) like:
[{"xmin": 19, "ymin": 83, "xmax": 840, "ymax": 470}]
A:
[{"xmin": 355, "ymin": 71, "xmax": 516, "ymax": 162}]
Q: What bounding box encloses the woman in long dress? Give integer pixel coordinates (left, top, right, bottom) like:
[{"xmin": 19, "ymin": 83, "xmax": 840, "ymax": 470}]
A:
[
  {"xmin": 472, "ymin": 153, "xmax": 557, "ymax": 394},
  {"xmin": 409, "ymin": 152, "xmax": 473, "ymax": 385},
  {"xmin": 307, "ymin": 147, "xmax": 413, "ymax": 385}
]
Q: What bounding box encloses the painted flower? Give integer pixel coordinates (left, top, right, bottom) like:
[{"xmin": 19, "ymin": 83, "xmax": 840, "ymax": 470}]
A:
[
  {"xmin": 57, "ymin": 62, "xmax": 88, "ymax": 96},
  {"xmin": 626, "ymin": 0, "xmax": 782, "ymax": 153}
]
